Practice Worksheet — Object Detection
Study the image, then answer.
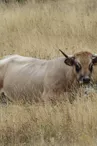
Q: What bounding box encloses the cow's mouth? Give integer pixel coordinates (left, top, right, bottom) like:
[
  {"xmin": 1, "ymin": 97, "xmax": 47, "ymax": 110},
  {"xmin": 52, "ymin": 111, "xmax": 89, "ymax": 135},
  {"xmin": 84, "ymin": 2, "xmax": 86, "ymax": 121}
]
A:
[{"xmin": 78, "ymin": 77, "xmax": 91, "ymax": 85}]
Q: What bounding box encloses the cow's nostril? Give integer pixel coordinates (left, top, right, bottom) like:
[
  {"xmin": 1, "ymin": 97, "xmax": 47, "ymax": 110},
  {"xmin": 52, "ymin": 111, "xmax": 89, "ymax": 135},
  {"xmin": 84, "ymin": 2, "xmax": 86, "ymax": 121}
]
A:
[{"xmin": 83, "ymin": 77, "xmax": 90, "ymax": 84}]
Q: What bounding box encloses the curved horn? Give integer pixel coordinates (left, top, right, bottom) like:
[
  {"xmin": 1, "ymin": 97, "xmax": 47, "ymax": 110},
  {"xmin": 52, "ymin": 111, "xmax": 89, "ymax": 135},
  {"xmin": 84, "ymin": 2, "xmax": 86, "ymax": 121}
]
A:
[
  {"xmin": 92, "ymin": 54, "xmax": 97, "ymax": 60},
  {"xmin": 59, "ymin": 49, "xmax": 68, "ymax": 58},
  {"xmin": 92, "ymin": 54, "xmax": 97, "ymax": 65},
  {"xmin": 92, "ymin": 54, "xmax": 97, "ymax": 57}
]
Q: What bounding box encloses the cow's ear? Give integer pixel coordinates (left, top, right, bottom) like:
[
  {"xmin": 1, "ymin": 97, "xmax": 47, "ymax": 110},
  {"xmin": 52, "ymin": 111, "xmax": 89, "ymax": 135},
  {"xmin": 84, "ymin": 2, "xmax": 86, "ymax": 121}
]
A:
[
  {"xmin": 64, "ymin": 57, "xmax": 75, "ymax": 66},
  {"xmin": 92, "ymin": 56, "xmax": 97, "ymax": 65}
]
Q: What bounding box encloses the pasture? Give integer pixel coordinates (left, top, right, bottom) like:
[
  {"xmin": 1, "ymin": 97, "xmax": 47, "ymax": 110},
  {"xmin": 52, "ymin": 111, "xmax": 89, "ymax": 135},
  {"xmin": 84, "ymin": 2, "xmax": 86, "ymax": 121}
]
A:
[{"xmin": 0, "ymin": 0, "xmax": 97, "ymax": 145}]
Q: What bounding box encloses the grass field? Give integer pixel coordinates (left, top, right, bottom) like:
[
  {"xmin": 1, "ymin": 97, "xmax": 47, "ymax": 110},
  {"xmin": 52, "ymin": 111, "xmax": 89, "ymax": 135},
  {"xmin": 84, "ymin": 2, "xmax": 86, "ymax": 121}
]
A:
[{"xmin": 0, "ymin": 0, "xmax": 97, "ymax": 145}]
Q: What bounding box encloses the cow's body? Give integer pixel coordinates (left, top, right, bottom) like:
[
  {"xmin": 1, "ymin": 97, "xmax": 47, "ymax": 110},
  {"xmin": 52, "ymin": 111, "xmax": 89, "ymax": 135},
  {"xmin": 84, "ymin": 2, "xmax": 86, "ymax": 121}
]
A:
[
  {"xmin": 0, "ymin": 55, "xmax": 74, "ymax": 101},
  {"xmin": 0, "ymin": 51, "xmax": 97, "ymax": 102}
]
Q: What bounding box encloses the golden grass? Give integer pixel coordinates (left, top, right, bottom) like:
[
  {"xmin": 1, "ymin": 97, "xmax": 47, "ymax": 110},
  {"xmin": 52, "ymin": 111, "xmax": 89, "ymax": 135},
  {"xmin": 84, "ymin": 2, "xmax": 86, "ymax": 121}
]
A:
[{"xmin": 0, "ymin": 0, "xmax": 97, "ymax": 145}]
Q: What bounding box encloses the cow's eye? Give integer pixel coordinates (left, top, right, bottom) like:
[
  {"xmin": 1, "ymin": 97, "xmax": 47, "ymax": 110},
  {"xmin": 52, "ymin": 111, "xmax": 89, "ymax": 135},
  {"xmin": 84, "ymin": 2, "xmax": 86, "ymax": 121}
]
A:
[
  {"xmin": 89, "ymin": 63, "xmax": 93, "ymax": 72},
  {"xmin": 75, "ymin": 64, "xmax": 81, "ymax": 72}
]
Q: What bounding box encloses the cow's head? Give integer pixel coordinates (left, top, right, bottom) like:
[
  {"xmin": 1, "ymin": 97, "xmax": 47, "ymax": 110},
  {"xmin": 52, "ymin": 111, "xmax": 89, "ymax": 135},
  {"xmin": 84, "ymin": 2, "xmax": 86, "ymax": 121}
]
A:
[{"xmin": 59, "ymin": 49, "xmax": 97, "ymax": 84}]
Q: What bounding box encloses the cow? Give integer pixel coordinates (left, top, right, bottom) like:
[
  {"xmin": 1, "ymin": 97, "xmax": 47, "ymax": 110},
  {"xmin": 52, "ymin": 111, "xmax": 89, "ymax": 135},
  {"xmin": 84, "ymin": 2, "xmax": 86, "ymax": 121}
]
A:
[{"xmin": 0, "ymin": 50, "xmax": 97, "ymax": 103}]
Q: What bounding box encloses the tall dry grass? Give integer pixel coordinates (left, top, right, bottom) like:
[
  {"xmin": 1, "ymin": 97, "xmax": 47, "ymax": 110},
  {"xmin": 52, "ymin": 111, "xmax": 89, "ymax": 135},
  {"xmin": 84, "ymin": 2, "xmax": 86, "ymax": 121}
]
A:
[{"xmin": 0, "ymin": 0, "xmax": 97, "ymax": 145}]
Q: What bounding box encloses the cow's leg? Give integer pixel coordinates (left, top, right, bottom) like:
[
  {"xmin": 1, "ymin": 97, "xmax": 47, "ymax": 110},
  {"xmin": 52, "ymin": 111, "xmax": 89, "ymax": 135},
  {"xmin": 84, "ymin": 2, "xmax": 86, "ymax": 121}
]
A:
[{"xmin": 42, "ymin": 88, "xmax": 61, "ymax": 103}]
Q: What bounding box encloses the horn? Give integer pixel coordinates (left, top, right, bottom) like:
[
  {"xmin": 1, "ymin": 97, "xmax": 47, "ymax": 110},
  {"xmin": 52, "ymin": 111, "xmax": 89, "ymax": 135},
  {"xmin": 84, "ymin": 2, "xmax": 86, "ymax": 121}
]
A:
[
  {"xmin": 59, "ymin": 49, "xmax": 68, "ymax": 58},
  {"xmin": 92, "ymin": 54, "xmax": 97, "ymax": 59},
  {"xmin": 92, "ymin": 54, "xmax": 97, "ymax": 57}
]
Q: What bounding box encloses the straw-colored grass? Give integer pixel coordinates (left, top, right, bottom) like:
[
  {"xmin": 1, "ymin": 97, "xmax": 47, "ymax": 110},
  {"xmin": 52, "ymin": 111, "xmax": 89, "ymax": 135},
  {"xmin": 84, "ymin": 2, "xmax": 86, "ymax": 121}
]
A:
[{"xmin": 0, "ymin": 0, "xmax": 97, "ymax": 145}]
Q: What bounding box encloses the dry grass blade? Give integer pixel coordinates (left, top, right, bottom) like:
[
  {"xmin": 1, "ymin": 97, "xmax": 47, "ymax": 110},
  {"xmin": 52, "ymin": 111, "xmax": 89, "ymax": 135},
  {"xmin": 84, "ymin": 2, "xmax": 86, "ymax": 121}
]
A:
[{"xmin": 0, "ymin": 0, "xmax": 97, "ymax": 146}]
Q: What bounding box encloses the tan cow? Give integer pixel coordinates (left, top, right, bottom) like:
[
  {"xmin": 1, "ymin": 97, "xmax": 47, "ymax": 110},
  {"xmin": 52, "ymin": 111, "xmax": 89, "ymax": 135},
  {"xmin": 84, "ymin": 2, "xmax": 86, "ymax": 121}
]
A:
[{"xmin": 0, "ymin": 50, "xmax": 97, "ymax": 102}]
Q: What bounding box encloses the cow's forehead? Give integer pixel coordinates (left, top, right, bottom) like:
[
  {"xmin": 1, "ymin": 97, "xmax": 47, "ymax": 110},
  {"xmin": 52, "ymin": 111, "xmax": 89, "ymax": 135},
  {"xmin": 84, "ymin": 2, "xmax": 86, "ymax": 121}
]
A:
[
  {"xmin": 74, "ymin": 51, "xmax": 92, "ymax": 64},
  {"xmin": 74, "ymin": 51, "xmax": 92, "ymax": 57}
]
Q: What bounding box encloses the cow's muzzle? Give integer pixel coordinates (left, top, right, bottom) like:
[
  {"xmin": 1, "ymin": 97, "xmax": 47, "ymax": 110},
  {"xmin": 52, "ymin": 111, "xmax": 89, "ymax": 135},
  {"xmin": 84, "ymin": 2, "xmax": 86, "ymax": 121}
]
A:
[
  {"xmin": 83, "ymin": 77, "xmax": 90, "ymax": 84},
  {"xmin": 79, "ymin": 76, "xmax": 90, "ymax": 84}
]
